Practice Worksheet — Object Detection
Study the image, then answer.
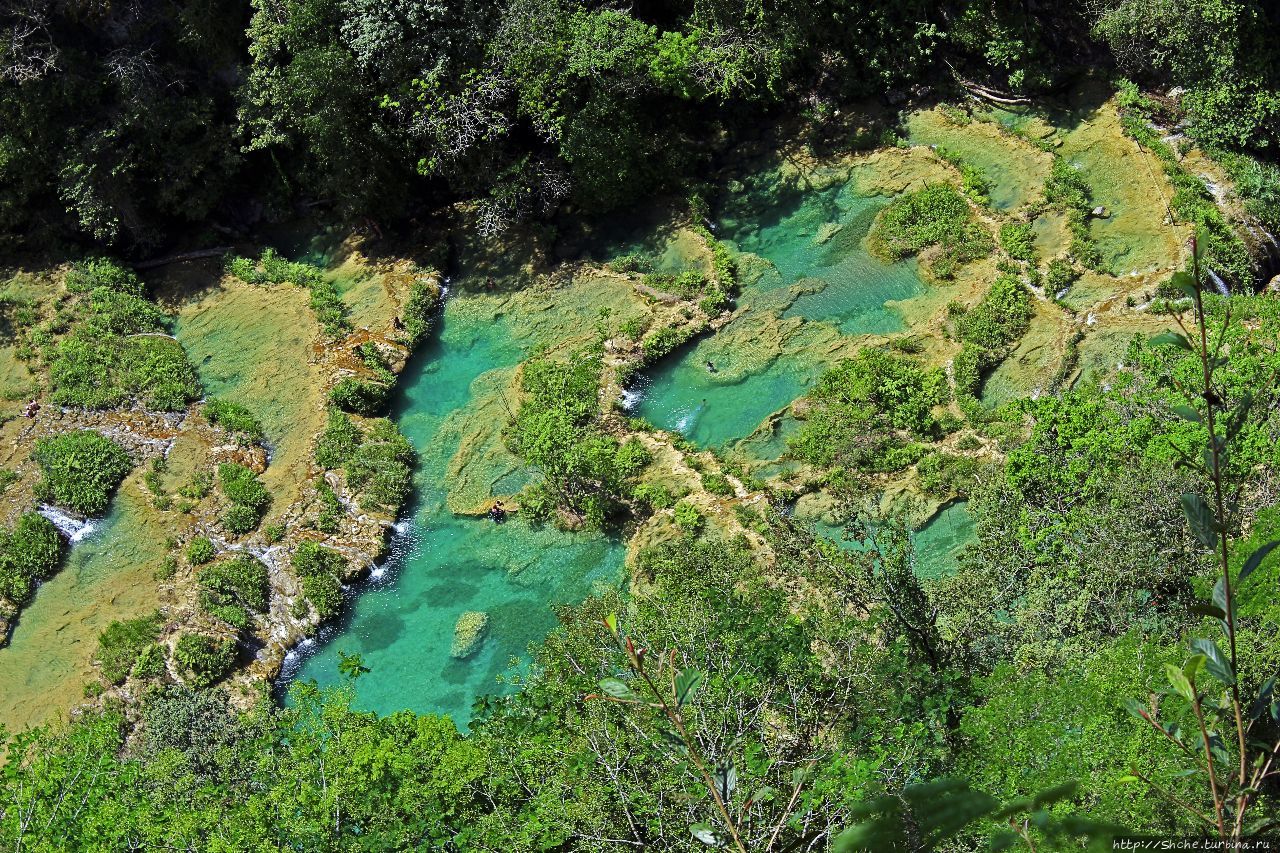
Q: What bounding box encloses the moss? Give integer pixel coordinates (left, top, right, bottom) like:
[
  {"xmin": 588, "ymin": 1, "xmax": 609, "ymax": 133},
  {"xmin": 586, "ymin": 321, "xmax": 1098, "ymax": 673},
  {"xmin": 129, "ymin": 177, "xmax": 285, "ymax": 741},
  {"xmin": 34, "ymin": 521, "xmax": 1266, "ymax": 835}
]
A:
[{"xmin": 450, "ymin": 611, "xmax": 490, "ymax": 658}]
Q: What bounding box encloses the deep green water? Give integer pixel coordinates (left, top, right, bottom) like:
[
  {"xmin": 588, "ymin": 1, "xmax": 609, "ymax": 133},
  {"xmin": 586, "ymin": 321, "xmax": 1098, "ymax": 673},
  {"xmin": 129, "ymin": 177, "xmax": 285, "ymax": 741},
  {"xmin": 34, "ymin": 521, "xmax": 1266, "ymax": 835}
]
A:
[
  {"xmin": 289, "ymin": 299, "xmax": 625, "ymax": 726},
  {"xmin": 636, "ymin": 179, "xmax": 925, "ymax": 448}
]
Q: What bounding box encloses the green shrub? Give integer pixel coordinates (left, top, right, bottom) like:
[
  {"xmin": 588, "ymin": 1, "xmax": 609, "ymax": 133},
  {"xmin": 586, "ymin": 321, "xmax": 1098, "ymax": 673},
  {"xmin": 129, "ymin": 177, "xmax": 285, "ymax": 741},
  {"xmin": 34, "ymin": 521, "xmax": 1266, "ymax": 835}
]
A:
[
  {"xmin": 65, "ymin": 259, "xmax": 144, "ymax": 297},
  {"xmin": 1043, "ymin": 157, "xmax": 1091, "ymax": 209},
  {"xmin": 506, "ymin": 350, "xmax": 650, "ymax": 528},
  {"xmin": 400, "ymin": 278, "xmax": 440, "ymax": 346},
  {"xmin": 96, "ymin": 612, "xmax": 163, "ymax": 684},
  {"xmin": 85, "ymin": 288, "xmax": 165, "ymax": 336},
  {"xmin": 1045, "ymin": 258, "xmax": 1079, "ymax": 293},
  {"xmin": 292, "ymin": 541, "xmax": 347, "ymax": 619},
  {"xmin": 223, "ymin": 504, "xmax": 263, "ymax": 536},
  {"xmin": 33, "ymin": 431, "xmax": 131, "ymax": 515},
  {"xmin": 673, "ymin": 499, "xmax": 703, "ymax": 534},
  {"xmin": 611, "ymin": 253, "xmax": 654, "ymax": 274},
  {"xmin": 130, "ymin": 644, "xmax": 166, "ymax": 679},
  {"xmin": 49, "ymin": 329, "xmax": 199, "ymax": 412},
  {"xmin": 172, "ymin": 633, "xmax": 236, "ymax": 688},
  {"xmin": 187, "ymin": 536, "xmax": 215, "ymax": 565},
  {"xmin": 0, "ymin": 513, "xmax": 63, "ymax": 604},
  {"xmin": 632, "ymin": 481, "xmax": 676, "ymax": 510},
  {"xmin": 701, "ymin": 471, "xmax": 734, "ymax": 496},
  {"xmin": 315, "ymin": 409, "xmax": 361, "ymax": 468},
  {"xmin": 954, "ymin": 274, "xmax": 1034, "ymax": 353},
  {"xmin": 999, "ymin": 222, "xmax": 1036, "ymax": 262},
  {"xmin": 917, "ymin": 453, "xmax": 981, "ymax": 498},
  {"xmin": 329, "ymin": 378, "xmax": 391, "ymax": 415},
  {"xmin": 204, "ymin": 399, "xmax": 265, "ymax": 445},
  {"xmin": 119, "ymin": 336, "xmax": 201, "ymax": 411},
  {"xmin": 868, "ymin": 183, "xmax": 992, "ymax": 278},
  {"xmin": 198, "ymin": 555, "xmax": 270, "ymax": 624},
  {"xmin": 345, "ymin": 419, "xmax": 415, "ymax": 512},
  {"xmin": 641, "ymin": 325, "xmax": 699, "ymax": 363},
  {"xmin": 218, "ymin": 463, "xmax": 270, "ymax": 512}
]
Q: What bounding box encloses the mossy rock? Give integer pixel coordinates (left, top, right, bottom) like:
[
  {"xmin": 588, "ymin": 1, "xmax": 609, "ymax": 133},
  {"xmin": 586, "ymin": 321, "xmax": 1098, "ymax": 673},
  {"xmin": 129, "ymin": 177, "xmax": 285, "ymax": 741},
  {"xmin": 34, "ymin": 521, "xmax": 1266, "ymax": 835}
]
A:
[{"xmin": 450, "ymin": 611, "xmax": 490, "ymax": 659}]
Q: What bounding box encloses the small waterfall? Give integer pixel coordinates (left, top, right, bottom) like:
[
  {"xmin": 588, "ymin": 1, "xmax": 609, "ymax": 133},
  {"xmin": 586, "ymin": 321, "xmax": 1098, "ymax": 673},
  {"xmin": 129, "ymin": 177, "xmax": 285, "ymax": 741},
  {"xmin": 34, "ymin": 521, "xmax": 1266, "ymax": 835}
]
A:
[
  {"xmin": 37, "ymin": 505, "xmax": 98, "ymax": 543},
  {"xmin": 618, "ymin": 387, "xmax": 643, "ymax": 410},
  {"xmin": 1208, "ymin": 269, "xmax": 1230, "ymax": 296}
]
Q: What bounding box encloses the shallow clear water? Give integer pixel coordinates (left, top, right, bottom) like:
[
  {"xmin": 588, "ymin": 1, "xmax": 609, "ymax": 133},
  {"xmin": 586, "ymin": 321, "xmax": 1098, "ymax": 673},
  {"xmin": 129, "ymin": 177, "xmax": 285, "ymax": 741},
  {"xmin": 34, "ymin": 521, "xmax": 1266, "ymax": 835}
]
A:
[
  {"xmin": 635, "ymin": 177, "xmax": 926, "ymax": 449},
  {"xmin": 289, "ymin": 297, "xmax": 626, "ymax": 726},
  {"xmin": 0, "ymin": 490, "xmax": 167, "ymax": 730},
  {"xmin": 809, "ymin": 501, "xmax": 975, "ymax": 579}
]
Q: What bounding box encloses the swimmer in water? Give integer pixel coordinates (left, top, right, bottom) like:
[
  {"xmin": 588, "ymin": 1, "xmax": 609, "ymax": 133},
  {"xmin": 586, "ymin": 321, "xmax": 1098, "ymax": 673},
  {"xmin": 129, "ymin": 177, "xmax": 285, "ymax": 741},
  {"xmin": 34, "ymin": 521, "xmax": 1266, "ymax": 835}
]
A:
[{"xmin": 706, "ymin": 360, "xmax": 716, "ymax": 373}]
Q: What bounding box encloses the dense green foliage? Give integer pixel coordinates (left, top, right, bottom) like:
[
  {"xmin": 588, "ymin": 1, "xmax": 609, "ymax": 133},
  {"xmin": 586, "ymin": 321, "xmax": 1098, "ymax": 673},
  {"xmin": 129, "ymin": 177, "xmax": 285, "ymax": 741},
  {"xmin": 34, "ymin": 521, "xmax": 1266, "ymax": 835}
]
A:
[
  {"xmin": 293, "ymin": 541, "xmax": 348, "ymax": 619},
  {"xmin": 790, "ymin": 347, "xmax": 949, "ymax": 475},
  {"xmin": 1094, "ymin": 0, "xmax": 1280, "ymax": 151},
  {"xmin": 949, "ymin": 273, "xmax": 1034, "ymax": 402},
  {"xmin": 316, "ymin": 410, "xmax": 415, "ymax": 512},
  {"xmin": 198, "ymin": 555, "xmax": 270, "ymax": 630},
  {"xmin": 203, "ymin": 399, "xmax": 265, "ymax": 446},
  {"xmin": 217, "ymin": 462, "xmax": 271, "ymax": 534},
  {"xmin": 868, "ymin": 183, "xmax": 992, "ymax": 279},
  {"xmin": 507, "ymin": 349, "xmax": 650, "ymax": 527},
  {"xmin": 0, "ymin": 512, "xmax": 62, "ymax": 605},
  {"xmin": 4, "ymin": 0, "xmax": 1277, "ymax": 276},
  {"xmin": 95, "ymin": 612, "xmax": 163, "ymax": 684},
  {"xmin": 32, "ymin": 430, "xmax": 131, "ymax": 515},
  {"xmin": 42, "ymin": 260, "xmax": 201, "ymax": 411},
  {"xmin": 173, "ymin": 633, "xmax": 238, "ymax": 688}
]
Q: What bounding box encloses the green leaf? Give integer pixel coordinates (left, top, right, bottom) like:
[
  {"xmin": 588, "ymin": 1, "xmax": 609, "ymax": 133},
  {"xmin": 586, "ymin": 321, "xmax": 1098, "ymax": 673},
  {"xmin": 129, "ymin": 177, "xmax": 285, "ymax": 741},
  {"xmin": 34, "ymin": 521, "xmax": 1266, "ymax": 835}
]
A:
[
  {"xmin": 1249, "ymin": 677, "xmax": 1277, "ymax": 723},
  {"xmin": 1189, "ymin": 638, "xmax": 1235, "ymax": 686},
  {"xmin": 1212, "ymin": 577, "xmax": 1228, "ymax": 614},
  {"xmin": 690, "ymin": 823, "xmax": 720, "ymax": 845},
  {"xmin": 598, "ymin": 677, "xmax": 635, "ymax": 700},
  {"xmin": 1238, "ymin": 540, "xmax": 1280, "ymax": 585},
  {"xmin": 1165, "ymin": 662, "xmax": 1196, "ymax": 701},
  {"xmin": 1182, "ymin": 654, "xmax": 1206, "ymax": 683},
  {"xmin": 1181, "ymin": 493, "xmax": 1218, "ymax": 548},
  {"xmin": 1152, "ymin": 331, "xmax": 1193, "ymax": 351},
  {"xmin": 674, "ymin": 667, "xmax": 703, "ymax": 708},
  {"xmin": 713, "ymin": 761, "xmax": 737, "ymax": 802},
  {"xmin": 1169, "ymin": 270, "xmax": 1197, "ymax": 300},
  {"xmin": 1171, "ymin": 404, "xmax": 1201, "ymax": 423},
  {"xmin": 1190, "ymin": 602, "xmax": 1226, "ymax": 620},
  {"xmin": 1122, "ymin": 697, "xmax": 1150, "ymax": 722},
  {"xmin": 1116, "ymin": 775, "xmax": 1140, "ymax": 784},
  {"xmin": 604, "ymin": 613, "xmax": 618, "ymax": 634}
]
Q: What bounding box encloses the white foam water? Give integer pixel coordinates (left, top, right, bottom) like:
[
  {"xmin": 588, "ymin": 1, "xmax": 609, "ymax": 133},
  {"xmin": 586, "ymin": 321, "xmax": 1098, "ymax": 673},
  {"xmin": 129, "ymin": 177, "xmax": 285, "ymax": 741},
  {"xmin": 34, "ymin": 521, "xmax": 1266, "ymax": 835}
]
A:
[{"xmin": 37, "ymin": 505, "xmax": 98, "ymax": 543}]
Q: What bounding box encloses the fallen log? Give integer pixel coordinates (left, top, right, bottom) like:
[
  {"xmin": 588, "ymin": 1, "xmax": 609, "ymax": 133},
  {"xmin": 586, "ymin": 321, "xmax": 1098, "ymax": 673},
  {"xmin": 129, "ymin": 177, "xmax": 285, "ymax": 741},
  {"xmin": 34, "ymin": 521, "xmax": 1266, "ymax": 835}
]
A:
[{"xmin": 132, "ymin": 247, "xmax": 234, "ymax": 271}]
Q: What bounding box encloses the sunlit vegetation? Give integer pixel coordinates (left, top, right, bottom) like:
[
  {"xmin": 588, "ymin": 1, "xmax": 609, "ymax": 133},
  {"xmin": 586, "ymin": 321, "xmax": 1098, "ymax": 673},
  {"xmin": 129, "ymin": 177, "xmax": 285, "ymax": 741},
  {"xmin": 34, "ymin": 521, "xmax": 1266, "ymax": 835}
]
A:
[
  {"xmin": 868, "ymin": 183, "xmax": 993, "ymax": 279},
  {"xmin": 217, "ymin": 463, "xmax": 271, "ymax": 535},
  {"xmin": 32, "ymin": 430, "xmax": 132, "ymax": 515},
  {"xmin": 0, "ymin": 513, "xmax": 62, "ymax": 605},
  {"xmin": 507, "ymin": 349, "xmax": 650, "ymax": 527},
  {"xmin": 44, "ymin": 260, "xmax": 201, "ymax": 411},
  {"xmin": 790, "ymin": 347, "xmax": 950, "ymax": 476},
  {"xmin": 293, "ymin": 541, "xmax": 347, "ymax": 619}
]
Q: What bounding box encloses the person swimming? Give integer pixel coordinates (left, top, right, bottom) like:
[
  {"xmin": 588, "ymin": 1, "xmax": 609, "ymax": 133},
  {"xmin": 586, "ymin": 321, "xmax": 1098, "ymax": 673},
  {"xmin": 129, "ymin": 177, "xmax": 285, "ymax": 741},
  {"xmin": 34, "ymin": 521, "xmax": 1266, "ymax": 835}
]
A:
[{"xmin": 706, "ymin": 360, "xmax": 716, "ymax": 373}]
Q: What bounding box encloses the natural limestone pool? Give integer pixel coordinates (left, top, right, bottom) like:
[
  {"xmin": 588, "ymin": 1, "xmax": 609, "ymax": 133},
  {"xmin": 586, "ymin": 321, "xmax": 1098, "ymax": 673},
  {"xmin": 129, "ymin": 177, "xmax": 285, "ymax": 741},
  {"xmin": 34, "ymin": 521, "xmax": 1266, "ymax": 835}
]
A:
[
  {"xmin": 636, "ymin": 171, "xmax": 929, "ymax": 448},
  {"xmin": 288, "ymin": 276, "xmax": 632, "ymax": 726}
]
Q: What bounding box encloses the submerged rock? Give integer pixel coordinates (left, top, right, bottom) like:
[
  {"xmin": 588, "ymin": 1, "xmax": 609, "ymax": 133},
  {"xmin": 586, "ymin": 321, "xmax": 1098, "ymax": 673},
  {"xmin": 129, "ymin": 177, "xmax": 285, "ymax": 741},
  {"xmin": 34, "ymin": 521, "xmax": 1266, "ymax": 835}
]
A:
[{"xmin": 451, "ymin": 611, "xmax": 490, "ymax": 658}]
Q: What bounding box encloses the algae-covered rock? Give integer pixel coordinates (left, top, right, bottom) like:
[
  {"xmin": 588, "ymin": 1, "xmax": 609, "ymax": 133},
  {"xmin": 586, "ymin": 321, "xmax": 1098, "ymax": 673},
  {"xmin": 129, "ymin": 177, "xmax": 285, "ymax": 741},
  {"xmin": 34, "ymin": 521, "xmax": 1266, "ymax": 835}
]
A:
[{"xmin": 450, "ymin": 610, "xmax": 490, "ymax": 658}]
